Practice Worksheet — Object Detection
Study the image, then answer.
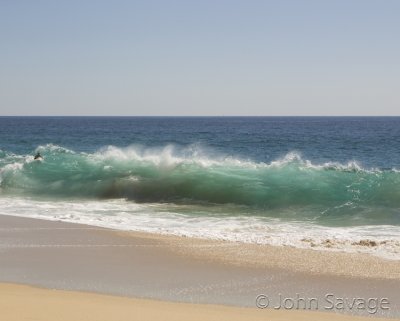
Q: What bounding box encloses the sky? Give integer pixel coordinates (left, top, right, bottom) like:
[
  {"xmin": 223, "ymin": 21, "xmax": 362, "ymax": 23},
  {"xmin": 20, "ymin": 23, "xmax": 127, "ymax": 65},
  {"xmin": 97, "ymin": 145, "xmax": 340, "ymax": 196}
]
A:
[{"xmin": 0, "ymin": 0, "xmax": 399, "ymax": 116}]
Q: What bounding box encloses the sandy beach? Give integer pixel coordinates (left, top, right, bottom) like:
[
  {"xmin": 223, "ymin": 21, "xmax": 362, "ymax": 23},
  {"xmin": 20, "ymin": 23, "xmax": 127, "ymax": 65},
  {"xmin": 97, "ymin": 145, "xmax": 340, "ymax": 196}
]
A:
[
  {"xmin": 2, "ymin": 283, "xmax": 399, "ymax": 321},
  {"xmin": 0, "ymin": 214, "xmax": 399, "ymax": 320}
]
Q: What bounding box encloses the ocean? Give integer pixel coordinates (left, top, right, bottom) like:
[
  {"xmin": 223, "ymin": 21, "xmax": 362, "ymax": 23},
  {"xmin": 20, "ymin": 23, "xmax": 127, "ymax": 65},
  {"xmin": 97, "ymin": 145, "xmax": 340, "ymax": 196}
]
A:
[{"xmin": 1, "ymin": 116, "xmax": 399, "ymax": 259}]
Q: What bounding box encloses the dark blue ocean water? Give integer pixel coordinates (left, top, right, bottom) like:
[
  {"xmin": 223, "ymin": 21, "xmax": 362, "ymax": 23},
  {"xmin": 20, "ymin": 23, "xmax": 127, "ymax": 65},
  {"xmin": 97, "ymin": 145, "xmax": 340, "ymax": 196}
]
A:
[{"xmin": 1, "ymin": 116, "xmax": 400, "ymax": 169}]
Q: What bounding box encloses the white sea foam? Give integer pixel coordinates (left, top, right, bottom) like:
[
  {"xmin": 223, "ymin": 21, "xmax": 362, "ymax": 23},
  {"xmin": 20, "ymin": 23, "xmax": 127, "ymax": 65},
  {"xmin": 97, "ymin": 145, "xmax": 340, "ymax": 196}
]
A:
[
  {"xmin": 1, "ymin": 144, "xmax": 389, "ymax": 176},
  {"xmin": 0, "ymin": 196, "xmax": 399, "ymax": 260},
  {"xmin": 90, "ymin": 145, "xmax": 382, "ymax": 173},
  {"xmin": 92, "ymin": 144, "xmax": 258, "ymax": 169}
]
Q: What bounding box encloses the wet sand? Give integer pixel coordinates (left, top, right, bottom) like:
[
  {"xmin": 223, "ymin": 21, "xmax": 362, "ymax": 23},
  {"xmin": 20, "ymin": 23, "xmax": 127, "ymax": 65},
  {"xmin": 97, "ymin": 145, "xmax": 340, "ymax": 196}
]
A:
[{"xmin": 0, "ymin": 214, "xmax": 399, "ymax": 319}]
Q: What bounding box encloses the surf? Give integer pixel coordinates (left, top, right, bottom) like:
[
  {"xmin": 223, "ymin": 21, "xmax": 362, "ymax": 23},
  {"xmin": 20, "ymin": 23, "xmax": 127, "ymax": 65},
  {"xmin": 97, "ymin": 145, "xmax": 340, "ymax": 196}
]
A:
[{"xmin": 0, "ymin": 144, "xmax": 399, "ymax": 221}]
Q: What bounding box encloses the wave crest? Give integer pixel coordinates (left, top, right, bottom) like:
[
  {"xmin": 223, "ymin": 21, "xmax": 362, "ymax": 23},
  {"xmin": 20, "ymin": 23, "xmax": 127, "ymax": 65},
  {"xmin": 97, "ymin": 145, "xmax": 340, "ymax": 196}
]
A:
[{"xmin": 1, "ymin": 144, "xmax": 400, "ymax": 216}]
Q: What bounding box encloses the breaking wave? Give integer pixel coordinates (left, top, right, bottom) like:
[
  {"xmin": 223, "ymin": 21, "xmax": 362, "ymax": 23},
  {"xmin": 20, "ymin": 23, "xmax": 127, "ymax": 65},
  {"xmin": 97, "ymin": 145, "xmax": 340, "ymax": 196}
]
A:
[{"xmin": 0, "ymin": 144, "xmax": 400, "ymax": 219}]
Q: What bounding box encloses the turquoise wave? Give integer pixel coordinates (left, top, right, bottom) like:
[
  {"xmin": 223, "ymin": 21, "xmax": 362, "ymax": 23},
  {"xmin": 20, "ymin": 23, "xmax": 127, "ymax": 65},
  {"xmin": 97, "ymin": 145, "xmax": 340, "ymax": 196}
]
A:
[{"xmin": 0, "ymin": 145, "xmax": 400, "ymax": 224}]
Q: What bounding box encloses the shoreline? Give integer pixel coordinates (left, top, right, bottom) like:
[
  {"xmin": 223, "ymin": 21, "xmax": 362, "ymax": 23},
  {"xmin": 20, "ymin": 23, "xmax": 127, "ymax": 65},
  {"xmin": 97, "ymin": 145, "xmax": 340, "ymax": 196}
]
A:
[
  {"xmin": 117, "ymin": 229, "xmax": 400, "ymax": 280},
  {"xmin": 0, "ymin": 214, "xmax": 399, "ymax": 319},
  {"xmin": 2, "ymin": 195, "xmax": 399, "ymax": 261},
  {"xmin": 3, "ymin": 212, "xmax": 400, "ymax": 280}
]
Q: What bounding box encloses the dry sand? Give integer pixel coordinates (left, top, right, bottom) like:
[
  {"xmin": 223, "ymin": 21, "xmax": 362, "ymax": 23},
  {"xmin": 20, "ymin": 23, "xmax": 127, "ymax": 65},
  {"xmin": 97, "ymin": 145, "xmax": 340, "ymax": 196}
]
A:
[{"xmin": 1, "ymin": 283, "xmax": 398, "ymax": 321}]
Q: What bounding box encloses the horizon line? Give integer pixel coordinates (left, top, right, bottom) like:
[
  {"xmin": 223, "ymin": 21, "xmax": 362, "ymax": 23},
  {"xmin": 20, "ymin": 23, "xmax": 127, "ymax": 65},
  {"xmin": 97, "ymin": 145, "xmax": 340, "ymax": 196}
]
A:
[{"xmin": 1, "ymin": 115, "xmax": 400, "ymax": 118}]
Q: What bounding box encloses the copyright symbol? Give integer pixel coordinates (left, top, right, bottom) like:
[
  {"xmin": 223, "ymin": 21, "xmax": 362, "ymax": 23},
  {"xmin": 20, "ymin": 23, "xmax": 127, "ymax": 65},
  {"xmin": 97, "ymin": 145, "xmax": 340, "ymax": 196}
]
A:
[{"xmin": 256, "ymin": 294, "xmax": 269, "ymax": 308}]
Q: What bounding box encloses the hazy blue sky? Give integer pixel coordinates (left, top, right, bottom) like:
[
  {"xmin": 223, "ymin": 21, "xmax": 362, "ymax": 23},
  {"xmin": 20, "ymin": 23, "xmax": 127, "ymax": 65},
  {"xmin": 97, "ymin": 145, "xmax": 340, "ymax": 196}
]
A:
[{"xmin": 0, "ymin": 0, "xmax": 399, "ymax": 115}]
